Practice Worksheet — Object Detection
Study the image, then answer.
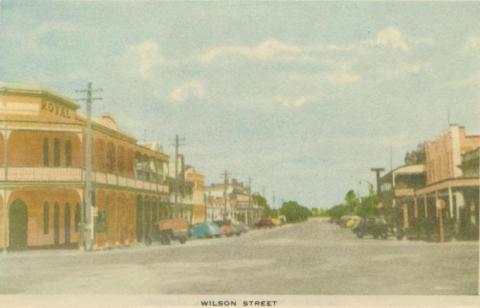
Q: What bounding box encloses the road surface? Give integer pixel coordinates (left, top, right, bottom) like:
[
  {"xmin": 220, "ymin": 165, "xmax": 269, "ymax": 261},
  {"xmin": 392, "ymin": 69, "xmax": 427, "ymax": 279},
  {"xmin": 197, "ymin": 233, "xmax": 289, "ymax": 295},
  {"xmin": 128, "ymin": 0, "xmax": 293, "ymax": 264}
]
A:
[{"xmin": 0, "ymin": 218, "xmax": 478, "ymax": 294}]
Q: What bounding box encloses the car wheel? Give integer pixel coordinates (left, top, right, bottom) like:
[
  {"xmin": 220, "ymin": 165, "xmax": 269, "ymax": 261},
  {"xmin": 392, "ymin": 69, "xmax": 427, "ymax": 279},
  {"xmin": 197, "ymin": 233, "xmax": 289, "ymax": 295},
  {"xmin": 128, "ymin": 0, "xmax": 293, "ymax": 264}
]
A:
[{"xmin": 179, "ymin": 236, "xmax": 187, "ymax": 244}]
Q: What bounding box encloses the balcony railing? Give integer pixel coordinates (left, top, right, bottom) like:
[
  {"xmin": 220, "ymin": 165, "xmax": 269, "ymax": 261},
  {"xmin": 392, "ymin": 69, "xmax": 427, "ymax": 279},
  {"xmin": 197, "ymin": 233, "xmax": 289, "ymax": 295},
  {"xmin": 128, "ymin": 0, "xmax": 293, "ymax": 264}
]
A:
[
  {"xmin": 0, "ymin": 167, "xmax": 168, "ymax": 193},
  {"xmin": 394, "ymin": 188, "xmax": 415, "ymax": 197}
]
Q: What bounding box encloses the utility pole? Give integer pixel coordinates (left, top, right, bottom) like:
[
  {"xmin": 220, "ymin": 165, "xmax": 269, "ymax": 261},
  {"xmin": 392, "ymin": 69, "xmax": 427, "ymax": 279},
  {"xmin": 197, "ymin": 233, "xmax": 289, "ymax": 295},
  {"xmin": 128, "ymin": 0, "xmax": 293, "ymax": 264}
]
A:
[
  {"xmin": 169, "ymin": 135, "xmax": 185, "ymax": 216},
  {"xmin": 247, "ymin": 177, "xmax": 252, "ymax": 225},
  {"xmin": 76, "ymin": 82, "xmax": 102, "ymax": 251},
  {"xmin": 221, "ymin": 170, "xmax": 229, "ymax": 221},
  {"xmin": 390, "ymin": 146, "xmax": 393, "ymax": 172},
  {"xmin": 2, "ymin": 122, "xmax": 9, "ymax": 255},
  {"xmin": 272, "ymin": 192, "xmax": 276, "ymax": 210}
]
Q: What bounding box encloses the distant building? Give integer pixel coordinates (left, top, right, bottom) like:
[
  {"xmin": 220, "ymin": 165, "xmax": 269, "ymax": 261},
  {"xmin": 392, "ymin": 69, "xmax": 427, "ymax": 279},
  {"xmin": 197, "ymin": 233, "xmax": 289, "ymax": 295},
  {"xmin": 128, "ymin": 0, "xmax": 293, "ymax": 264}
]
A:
[
  {"xmin": 380, "ymin": 164, "xmax": 426, "ymax": 230},
  {"xmin": 185, "ymin": 166, "xmax": 206, "ymax": 224},
  {"xmin": 205, "ymin": 178, "xmax": 262, "ymax": 225}
]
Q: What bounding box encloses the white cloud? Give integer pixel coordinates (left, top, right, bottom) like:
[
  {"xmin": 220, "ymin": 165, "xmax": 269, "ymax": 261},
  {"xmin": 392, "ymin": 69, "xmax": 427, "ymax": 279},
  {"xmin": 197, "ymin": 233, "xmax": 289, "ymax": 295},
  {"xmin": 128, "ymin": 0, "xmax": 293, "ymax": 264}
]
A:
[
  {"xmin": 200, "ymin": 27, "xmax": 414, "ymax": 66},
  {"xmin": 199, "ymin": 39, "xmax": 304, "ymax": 62},
  {"xmin": 124, "ymin": 41, "xmax": 164, "ymax": 79},
  {"xmin": 325, "ymin": 70, "xmax": 361, "ymax": 85},
  {"xmin": 262, "ymin": 96, "xmax": 307, "ymax": 108},
  {"xmin": 463, "ymin": 35, "xmax": 480, "ymax": 54},
  {"xmin": 170, "ymin": 80, "xmax": 206, "ymax": 102},
  {"xmin": 374, "ymin": 27, "xmax": 409, "ymax": 51}
]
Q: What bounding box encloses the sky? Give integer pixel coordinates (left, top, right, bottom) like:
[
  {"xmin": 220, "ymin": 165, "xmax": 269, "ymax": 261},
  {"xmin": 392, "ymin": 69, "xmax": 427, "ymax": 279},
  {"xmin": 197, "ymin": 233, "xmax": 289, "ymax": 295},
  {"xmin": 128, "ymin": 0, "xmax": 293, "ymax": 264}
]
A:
[{"xmin": 0, "ymin": 1, "xmax": 479, "ymax": 209}]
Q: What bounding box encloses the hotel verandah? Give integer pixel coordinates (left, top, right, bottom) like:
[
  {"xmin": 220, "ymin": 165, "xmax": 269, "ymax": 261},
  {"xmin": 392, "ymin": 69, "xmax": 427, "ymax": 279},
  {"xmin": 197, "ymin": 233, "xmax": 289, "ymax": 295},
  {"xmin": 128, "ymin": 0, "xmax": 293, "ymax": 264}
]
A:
[{"xmin": 0, "ymin": 82, "xmax": 173, "ymax": 251}]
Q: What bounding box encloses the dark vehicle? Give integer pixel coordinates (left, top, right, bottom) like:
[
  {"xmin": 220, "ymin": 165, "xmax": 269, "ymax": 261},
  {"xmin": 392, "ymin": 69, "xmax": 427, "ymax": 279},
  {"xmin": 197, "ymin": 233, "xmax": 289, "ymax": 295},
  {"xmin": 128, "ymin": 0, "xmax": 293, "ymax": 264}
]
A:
[
  {"xmin": 353, "ymin": 217, "xmax": 389, "ymax": 239},
  {"xmin": 255, "ymin": 219, "xmax": 275, "ymax": 229},
  {"xmin": 153, "ymin": 218, "xmax": 189, "ymax": 245}
]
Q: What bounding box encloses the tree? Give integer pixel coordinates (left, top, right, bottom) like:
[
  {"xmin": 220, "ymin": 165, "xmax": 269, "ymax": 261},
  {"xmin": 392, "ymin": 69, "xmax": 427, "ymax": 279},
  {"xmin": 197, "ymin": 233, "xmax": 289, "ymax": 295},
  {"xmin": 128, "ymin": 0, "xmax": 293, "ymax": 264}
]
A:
[
  {"xmin": 252, "ymin": 193, "xmax": 274, "ymax": 218},
  {"xmin": 355, "ymin": 186, "xmax": 378, "ymax": 218},
  {"xmin": 344, "ymin": 190, "xmax": 360, "ymax": 213},
  {"xmin": 279, "ymin": 201, "xmax": 312, "ymax": 223},
  {"xmin": 326, "ymin": 204, "xmax": 350, "ymax": 220},
  {"xmin": 404, "ymin": 143, "xmax": 426, "ymax": 165}
]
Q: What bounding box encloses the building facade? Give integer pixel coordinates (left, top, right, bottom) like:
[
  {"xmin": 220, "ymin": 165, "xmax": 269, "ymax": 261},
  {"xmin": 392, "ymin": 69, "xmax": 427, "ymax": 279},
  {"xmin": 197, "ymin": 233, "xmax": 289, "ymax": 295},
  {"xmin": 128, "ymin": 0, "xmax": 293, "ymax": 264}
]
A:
[
  {"xmin": 1, "ymin": 82, "xmax": 170, "ymax": 251},
  {"xmin": 381, "ymin": 125, "xmax": 480, "ymax": 241},
  {"xmin": 167, "ymin": 154, "xmax": 194, "ymax": 224},
  {"xmin": 205, "ymin": 179, "xmax": 262, "ymax": 226},
  {"xmin": 185, "ymin": 166, "xmax": 206, "ymax": 224}
]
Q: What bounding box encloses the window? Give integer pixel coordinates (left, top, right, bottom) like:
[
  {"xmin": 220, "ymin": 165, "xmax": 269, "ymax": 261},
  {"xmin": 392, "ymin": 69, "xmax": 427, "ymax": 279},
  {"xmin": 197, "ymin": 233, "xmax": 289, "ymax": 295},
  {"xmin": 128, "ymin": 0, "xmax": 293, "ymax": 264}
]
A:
[
  {"xmin": 94, "ymin": 139, "xmax": 106, "ymax": 171},
  {"xmin": 106, "ymin": 142, "xmax": 116, "ymax": 173},
  {"xmin": 65, "ymin": 140, "xmax": 72, "ymax": 167},
  {"xmin": 43, "ymin": 202, "xmax": 49, "ymax": 234},
  {"xmin": 43, "ymin": 138, "xmax": 49, "ymax": 166},
  {"xmin": 54, "ymin": 138, "xmax": 61, "ymax": 166},
  {"xmin": 117, "ymin": 146, "xmax": 125, "ymax": 173}
]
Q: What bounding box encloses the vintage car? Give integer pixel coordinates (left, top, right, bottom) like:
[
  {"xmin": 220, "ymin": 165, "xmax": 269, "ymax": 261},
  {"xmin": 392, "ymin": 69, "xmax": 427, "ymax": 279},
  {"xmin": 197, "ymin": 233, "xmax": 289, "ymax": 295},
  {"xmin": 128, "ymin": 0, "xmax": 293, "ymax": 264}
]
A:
[
  {"xmin": 230, "ymin": 222, "xmax": 249, "ymax": 236},
  {"xmin": 346, "ymin": 216, "xmax": 361, "ymax": 229},
  {"xmin": 190, "ymin": 222, "xmax": 222, "ymax": 239},
  {"xmin": 255, "ymin": 218, "xmax": 275, "ymax": 229},
  {"xmin": 213, "ymin": 220, "xmax": 234, "ymax": 237},
  {"xmin": 153, "ymin": 218, "xmax": 189, "ymax": 245},
  {"xmin": 352, "ymin": 217, "xmax": 389, "ymax": 239}
]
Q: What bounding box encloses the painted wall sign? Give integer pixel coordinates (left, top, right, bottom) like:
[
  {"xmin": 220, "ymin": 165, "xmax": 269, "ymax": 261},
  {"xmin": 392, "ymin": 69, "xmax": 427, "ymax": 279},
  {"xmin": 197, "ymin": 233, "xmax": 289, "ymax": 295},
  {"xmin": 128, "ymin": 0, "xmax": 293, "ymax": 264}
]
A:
[{"xmin": 41, "ymin": 100, "xmax": 72, "ymax": 119}]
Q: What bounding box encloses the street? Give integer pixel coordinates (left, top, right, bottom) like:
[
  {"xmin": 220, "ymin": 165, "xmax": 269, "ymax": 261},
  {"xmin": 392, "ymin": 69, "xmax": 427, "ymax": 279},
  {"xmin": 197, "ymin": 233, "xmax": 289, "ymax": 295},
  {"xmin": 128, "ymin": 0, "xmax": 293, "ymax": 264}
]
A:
[{"xmin": 0, "ymin": 218, "xmax": 478, "ymax": 295}]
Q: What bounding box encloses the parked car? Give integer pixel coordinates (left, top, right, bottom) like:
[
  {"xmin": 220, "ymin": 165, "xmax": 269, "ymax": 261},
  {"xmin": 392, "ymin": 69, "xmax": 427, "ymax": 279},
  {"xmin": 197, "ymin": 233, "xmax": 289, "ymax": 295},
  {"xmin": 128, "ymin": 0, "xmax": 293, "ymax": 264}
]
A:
[
  {"xmin": 190, "ymin": 222, "xmax": 222, "ymax": 239},
  {"xmin": 340, "ymin": 215, "xmax": 356, "ymax": 227},
  {"xmin": 231, "ymin": 222, "xmax": 249, "ymax": 236},
  {"xmin": 346, "ymin": 216, "xmax": 361, "ymax": 229},
  {"xmin": 153, "ymin": 218, "xmax": 189, "ymax": 245},
  {"xmin": 255, "ymin": 218, "xmax": 275, "ymax": 229},
  {"xmin": 272, "ymin": 218, "xmax": 283, "ymax": 226},
  {"xmin": 353, "ymin": 217, "xmax": 389, "ymax": 239},
  {"xmin": 213, "ymin": 220, "xmax": 234, "ymax": 237}
]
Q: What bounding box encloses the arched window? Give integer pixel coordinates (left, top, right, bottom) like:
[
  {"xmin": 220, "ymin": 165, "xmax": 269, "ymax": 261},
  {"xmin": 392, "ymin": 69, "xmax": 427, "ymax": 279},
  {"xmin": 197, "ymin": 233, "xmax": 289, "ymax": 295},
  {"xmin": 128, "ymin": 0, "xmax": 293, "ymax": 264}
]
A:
[
  {"xmin": 65, "ymin": 140, "xmax": 72, "ymax": 167},
  {"xmin": 43, "ymin": 202, "xmax": 49, "ymax": 234},
  {"xmin": 54, "ymin": 138, "xmax": 61, "ymax": 166},
  {"xmin": 94, "ymin": 139, "xmax": 106, "ymax": 171},
  {"xmin": 43, "ymin": 138, "xmax": 49, "ymax": 167}
]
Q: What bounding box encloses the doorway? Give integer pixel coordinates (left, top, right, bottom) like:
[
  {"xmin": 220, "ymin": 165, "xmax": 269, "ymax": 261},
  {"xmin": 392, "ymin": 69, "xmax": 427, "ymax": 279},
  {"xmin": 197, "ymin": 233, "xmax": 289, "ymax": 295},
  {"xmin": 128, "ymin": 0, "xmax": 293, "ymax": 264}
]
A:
[
  {"xmin": 54, "ymin": 203, "xmax": 60, "ymax": 246},
  {"xmin": 9, "ymin": 200, "xmax": 28, "ymax": 250}
]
